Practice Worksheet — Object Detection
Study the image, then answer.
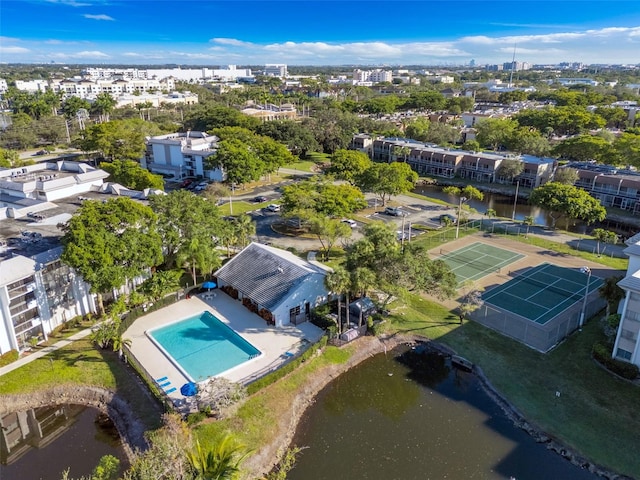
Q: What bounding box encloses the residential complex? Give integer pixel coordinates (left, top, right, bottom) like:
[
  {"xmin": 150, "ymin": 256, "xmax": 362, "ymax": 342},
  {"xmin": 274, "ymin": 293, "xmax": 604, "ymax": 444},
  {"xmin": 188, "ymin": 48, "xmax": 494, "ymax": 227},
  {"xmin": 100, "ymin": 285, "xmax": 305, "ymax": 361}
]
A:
[
  {"xmin": 140, "ymin": 131, "xmax": 223, "ymax": 181},
  {"xmin": 613, "ymin": 233, "xmax": 640, "ymax": 368},
  {"xmin": 354, "ymin": 135, "xmax": 555, "ymax": 188}
]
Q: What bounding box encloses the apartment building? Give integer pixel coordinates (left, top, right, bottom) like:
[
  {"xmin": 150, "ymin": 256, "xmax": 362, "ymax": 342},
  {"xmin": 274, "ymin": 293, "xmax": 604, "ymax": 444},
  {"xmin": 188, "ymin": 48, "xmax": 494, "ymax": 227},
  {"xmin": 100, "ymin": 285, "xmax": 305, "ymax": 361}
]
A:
[
  {"xmin": 368, "ymin": 137, "xmax": 554, "ymax": 187},
  {"xmin": 141, "ymin": 132, "xmax": 223, "ymax": 181},
  {"xmin": 352, "ymin": 69, "xmax": 392, "ymax": 85},
  {"xmin": 0, "ymin": 247, "xmax": 95, "ymax": 354},
  {"xmin": 264, "ymin": 64, "xmax": 288, "ymax": 78},
  {"xmin": 612, "ymin": 233, "xmax": 640, "ymax": 368},
  {"xmin": 51, "ymin": 77, "xmax": 176, "ymax": 99},
  {"xmin": 564, "ymin": 163, "xmax": 640, "ymax": 214}
]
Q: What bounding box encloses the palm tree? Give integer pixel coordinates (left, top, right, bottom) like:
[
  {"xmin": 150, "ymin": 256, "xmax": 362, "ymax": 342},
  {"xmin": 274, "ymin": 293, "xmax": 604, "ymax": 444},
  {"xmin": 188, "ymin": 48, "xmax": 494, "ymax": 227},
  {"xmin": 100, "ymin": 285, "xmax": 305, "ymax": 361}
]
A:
[
  {"xmin": 325, "ymin": 267, "xmax": 350, "ymax": 335},
  {"xmin": 233, "ymin": 214, "xmax": 256, "ymax": 249},
  {"xmin": 523, "ymin": 215, "xmax": 534, "ymax": 237},
  {"xmin": 186, "ymin": 436, "xmax": 249, "ymax": 480},
  {"xmin": 599, "ymin": 276, "xmax": 624, "ymax": 317}
]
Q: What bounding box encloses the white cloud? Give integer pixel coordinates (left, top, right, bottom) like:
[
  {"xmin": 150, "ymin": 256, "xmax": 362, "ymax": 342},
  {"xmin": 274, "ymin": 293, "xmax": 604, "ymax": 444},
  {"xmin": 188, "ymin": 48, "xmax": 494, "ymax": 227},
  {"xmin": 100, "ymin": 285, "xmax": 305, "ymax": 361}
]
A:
[
  {"xmin": 1, "ymin": 46, "xmax": 31, "ymax": 54},
  {"xmin": 65, "ymin": 50, "xmax": 111, "ymax": 59},
  {"xmin": 83, "ymin": 14, "xmax": 114, "ymax": 21},
  {"xmin": 210, "ymin": 38, "xmax": 254, "ymax": 48},
  {"xmin": 45, "ymin": 0, "xmax": 92, "ymax": 6}
]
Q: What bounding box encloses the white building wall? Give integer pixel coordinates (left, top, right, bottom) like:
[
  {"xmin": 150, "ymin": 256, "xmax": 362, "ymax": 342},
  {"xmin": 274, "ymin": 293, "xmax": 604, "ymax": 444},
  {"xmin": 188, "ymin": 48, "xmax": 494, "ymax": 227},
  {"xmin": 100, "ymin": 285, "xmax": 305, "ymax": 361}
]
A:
[{"xmin": 271, "ymin": 272, "xmax": 329, "ymax": 327}]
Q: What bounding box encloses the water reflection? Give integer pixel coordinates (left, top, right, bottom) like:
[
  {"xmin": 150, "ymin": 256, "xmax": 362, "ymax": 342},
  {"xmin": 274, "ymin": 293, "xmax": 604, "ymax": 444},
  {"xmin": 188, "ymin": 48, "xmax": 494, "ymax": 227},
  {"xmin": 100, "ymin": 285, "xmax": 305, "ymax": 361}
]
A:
[
  {"xmin": 0, "ymin": 404, "xmax": 127, "ymax": 480},
  {"xmin": 289, "ymin": 345, "xmax": 597, "ymax": 480}
]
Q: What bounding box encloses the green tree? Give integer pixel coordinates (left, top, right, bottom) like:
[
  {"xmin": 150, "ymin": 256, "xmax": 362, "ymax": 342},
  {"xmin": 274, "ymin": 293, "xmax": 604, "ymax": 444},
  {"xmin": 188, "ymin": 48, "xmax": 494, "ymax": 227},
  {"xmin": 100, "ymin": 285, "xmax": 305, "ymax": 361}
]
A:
[
  {"xmin": 357, "ymin": 162, "xmax": 418, "ymax": 206},
  {"xmin": 592, "ymin": 228, "xmax": 618, "ymax": 257},
  {"xmin": 138, "ymin": 269, "xmax": 183, "ymax": 302},
  {"xmin": 232, "ymin": 214, "xmax": 256, "ymax": 249},
  {"xmin": 442, "ymin": 185, "xmax": 483, "ymax": 238},
  {"xmin": 63, "ymin": 96, "xmax": 91, "ymax": 120},
  {"xmin": 91, "ymin": 92, "xmax": 117, "ymax": 123},
  {"xmin": 210, "ymin": 138, "xmax": 263, "ymax": 186},
  {"xmin": 255, "ymin": 120, "xmax": 320, "ymax": 157},
  {"xmin": 78, "ymin": 119, "xmax": 161, "ymax": 160},
  {"xmin": 475, "ymin": 118, "xmax": 518, "ymax": 151},
  {"xmin": 523, "ymin": 215, "xmax": 534, "ymax": 237},
  {"xmin": 613, "ymin": 132, "xmax": 640, "ymax": 168},
  {"xmin": 149, "ymin": 190, "xmax": 224, "ymax": 271},
  {"xmin": 457, "ymin": 281, "xmax": 484, "ymax": 323},
  {"xmin": 529, "ymin": 182, "xmax": 606, "ymax": 229},
  {"xmin": 327, "ymin": 149, "xmax": 373, "ymax": 185},
  {"xmin": 61, "ymin": 198, "xmax": 163, "ymax": 316},
  {"xmin": 553, "ymin": 167, "xmax": 580, "ymax": 185},
  {"xmin": 0, "ymin": 148, "xmax": 19, "ymax": 168},
  {"xmin": 100, "ymin": 159, "xmax": 164, "ymax": 190},
  {"xmin": 508, "ymin": 127, "xmax": 550, "ymax": 157},
  {"xmin": 184, "ymin": 103, "xmax": 260, "ymax": 132},
  {"xmin": 496, "ymin": 158, "xmax": 524, "ymax": 183},
  {"xmin": 325, "ymin": 266, "xmax": 351, "ymax": 334},
  {"xmin": 599, "ymin": 276, "xmax": 625, "ymax": 318},
  {"xmin": 280, "ymin": 178, "xmax": 367, "ymax": 218},
  {"xmin": 308, "ymin": 215, "xmax": 352, "ymax": 260},
  {"xmin": 552, "ymin": 135, "xmax": 614, "ymax": 163}
]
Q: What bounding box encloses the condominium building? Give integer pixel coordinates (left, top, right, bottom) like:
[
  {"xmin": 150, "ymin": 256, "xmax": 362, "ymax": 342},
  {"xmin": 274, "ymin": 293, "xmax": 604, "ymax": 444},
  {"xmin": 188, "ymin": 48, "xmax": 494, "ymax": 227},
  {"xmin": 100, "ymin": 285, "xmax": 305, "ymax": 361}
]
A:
[
  {"xmin": 367, "ymin": 137, "xmax": 554, "ymax": 188},
  {"xmin": 352, "ymin": 69, "xmax": 392, "ymax": 85},
  {"xmin": 0, "ymin": 247, "xmax": 95, "ymax": 354},
  {"xmin": 264, "ymin": 64, "xmax": 288, "ymax": 78},
  {"xmin": 612, "ymin": 233, "xmax": 640, "ymax": 367},
  {"xmin": 141, "ymin": 132, "xmax": 223, "ymax": 180}
]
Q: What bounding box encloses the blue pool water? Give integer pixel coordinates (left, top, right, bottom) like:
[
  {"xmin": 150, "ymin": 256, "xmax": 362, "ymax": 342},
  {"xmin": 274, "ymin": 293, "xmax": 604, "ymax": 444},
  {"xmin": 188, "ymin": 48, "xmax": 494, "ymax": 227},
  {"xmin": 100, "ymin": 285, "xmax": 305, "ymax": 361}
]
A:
[{"xmin": 147, "ymin": 311, "xmax": 261, "ymax": 382}]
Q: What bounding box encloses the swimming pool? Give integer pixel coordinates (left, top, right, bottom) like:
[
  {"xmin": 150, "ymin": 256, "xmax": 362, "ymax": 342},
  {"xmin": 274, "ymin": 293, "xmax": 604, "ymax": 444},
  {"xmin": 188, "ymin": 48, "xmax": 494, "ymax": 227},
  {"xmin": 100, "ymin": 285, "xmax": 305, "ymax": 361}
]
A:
[{"xmin": 146, "ymin": 311, "xmax": 261, "ymax": 382}]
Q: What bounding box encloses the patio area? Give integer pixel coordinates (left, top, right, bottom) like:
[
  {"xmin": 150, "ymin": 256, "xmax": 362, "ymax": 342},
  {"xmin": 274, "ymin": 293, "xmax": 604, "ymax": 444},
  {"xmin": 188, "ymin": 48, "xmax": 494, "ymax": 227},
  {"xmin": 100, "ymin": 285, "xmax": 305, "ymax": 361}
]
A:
[{"xmin": 123, "ymin": 291, "xmax": 324, "ymax": 401}]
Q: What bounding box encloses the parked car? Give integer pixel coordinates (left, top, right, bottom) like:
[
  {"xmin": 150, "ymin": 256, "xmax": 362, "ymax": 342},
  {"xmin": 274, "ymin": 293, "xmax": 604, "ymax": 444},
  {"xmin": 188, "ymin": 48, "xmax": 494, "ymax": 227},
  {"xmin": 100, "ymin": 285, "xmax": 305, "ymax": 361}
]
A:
[
  {"xmin": 383, "ymin": 206, "xmax": 407, "ymax": 216},
  {"xmin": 34, "ymin": 149, "xmax": 48, "ymax": 156},
  {"xmin": 180, "ymin": 178, "xmax": 194, "ymax": 188},
  {"xmin": 266, "ymin": 204, "xmax": 281, "ymax": 212},
  {"xmin": 254, "ymin": 196, "xmax": 268, "ymax": 203},
  {"xmin": 342, "ymin": 219, "xmax": 357, "ymax": 228}
]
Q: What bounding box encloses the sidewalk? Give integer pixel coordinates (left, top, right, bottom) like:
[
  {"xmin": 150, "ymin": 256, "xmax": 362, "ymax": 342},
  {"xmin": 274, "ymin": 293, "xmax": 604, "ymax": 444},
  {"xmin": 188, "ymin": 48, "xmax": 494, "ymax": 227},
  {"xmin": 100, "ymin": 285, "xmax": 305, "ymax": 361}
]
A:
[{"xmin": 0, "ymin": 327, "xmax": 94, "ymax": 377}]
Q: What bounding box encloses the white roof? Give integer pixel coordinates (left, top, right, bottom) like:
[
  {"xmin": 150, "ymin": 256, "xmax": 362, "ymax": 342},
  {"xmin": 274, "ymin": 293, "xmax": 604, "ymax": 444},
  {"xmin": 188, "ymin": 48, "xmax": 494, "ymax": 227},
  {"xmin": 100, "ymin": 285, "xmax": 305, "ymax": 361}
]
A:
[{"xmin": 0, "ymin": 255, "xmax": 37, "ymax": 286}]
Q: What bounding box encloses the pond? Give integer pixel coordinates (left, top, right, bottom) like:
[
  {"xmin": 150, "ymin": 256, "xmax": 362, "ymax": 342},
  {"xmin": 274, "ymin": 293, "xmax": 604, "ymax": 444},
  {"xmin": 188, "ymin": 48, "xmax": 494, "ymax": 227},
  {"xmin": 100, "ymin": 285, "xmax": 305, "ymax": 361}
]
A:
[
  {"xmin": 0, "ymin": 404, "xmax": 128, "ymax": 480},
  {"xmin": 288, "ymin": 345, "xmax": 598, "ymax": 480}
]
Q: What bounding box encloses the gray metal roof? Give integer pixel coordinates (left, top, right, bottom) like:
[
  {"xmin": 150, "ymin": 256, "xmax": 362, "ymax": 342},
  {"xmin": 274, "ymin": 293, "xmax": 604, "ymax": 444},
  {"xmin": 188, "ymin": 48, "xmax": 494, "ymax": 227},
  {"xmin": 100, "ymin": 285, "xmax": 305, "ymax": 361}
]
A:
[
  {"xmin": 619, "ymin": 272, "xmax": 640, "ymax": 292},
  {"xmin": 215, "ymin": 242, "xmax": 324, "ymax": 309}
]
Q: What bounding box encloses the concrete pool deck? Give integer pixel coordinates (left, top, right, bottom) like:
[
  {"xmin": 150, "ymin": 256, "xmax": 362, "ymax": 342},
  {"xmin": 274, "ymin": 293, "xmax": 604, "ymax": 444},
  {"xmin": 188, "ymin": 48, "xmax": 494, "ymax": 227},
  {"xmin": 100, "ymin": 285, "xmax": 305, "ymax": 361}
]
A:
[{"xmin": 123, "ymin": 291, "xmax": 324, "ymax": 401}]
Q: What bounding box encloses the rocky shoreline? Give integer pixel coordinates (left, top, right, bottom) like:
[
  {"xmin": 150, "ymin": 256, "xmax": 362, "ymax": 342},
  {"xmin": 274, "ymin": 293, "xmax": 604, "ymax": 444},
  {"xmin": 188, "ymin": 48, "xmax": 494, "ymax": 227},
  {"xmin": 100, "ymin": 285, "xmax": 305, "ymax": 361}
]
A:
[
  {"xmin": 245, "ymin": 334, "xmax": 633, "ymax": 480},
  {"xmin": 0, "ymin": 385, "xmax": 148, "ymax": 462}
]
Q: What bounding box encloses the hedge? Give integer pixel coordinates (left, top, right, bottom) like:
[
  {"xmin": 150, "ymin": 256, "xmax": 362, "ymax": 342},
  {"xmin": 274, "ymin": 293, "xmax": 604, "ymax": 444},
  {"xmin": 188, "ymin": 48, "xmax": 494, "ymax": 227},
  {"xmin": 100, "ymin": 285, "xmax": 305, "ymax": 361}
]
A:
[
  {"xmin": 593, "ymin": 342, "xmax": 640, "ymax": 380},
  {"xmin": 246, "ymin": 336, "xmax": 328, "ymax": 395},
  {"xmin": 0, "ymin": 350, "xmax": 19, "ymax": 367}
]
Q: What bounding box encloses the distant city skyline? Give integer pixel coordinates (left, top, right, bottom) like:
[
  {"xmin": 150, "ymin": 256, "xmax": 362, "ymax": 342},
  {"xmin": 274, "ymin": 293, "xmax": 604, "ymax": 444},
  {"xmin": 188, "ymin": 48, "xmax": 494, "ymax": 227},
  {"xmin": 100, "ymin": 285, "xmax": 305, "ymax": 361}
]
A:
[{"xmin": 1, "ymin": 1, "xmax": 640, "ymax": 66}]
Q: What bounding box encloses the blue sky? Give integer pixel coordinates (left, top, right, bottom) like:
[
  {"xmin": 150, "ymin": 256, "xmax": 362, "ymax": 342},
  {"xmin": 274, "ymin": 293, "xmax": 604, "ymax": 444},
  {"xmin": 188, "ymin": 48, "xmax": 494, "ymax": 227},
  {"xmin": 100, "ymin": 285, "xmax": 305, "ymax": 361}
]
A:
[{"xmin": 2, "ymin": 1, "xmax": 640, "ymax": 65}]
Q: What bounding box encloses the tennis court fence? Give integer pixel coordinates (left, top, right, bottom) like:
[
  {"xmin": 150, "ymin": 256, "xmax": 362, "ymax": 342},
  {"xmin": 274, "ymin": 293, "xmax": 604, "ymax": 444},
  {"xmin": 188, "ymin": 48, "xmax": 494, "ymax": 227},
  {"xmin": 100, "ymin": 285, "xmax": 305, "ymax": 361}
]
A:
[{"xmin": 471, "ymin": 282, "xmax": 606, "ymax": 352}]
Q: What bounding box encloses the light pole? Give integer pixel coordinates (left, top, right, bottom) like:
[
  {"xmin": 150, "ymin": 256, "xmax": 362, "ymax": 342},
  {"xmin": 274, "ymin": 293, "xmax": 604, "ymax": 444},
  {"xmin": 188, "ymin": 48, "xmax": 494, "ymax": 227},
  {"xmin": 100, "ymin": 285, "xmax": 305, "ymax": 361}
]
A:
[
  {"xmin": 455, "ymin": 196, "xmax": 467, "ymax": 239},
  {"xmin": 578, "ymin": 266, "xmax": 592, "ymax": 330},
  {"xmin": 512, "ymin": 179, "xmax": 520, "ymax": 221},
  {"xmin": 229, "ymin": 182, "xmax": 235, "ymax": 215}
]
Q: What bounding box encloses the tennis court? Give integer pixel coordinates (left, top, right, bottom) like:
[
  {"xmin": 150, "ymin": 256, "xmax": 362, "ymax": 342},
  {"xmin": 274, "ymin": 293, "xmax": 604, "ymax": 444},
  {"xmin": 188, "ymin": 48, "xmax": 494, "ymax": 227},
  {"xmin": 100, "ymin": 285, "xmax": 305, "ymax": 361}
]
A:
[
  {"xmin": 438, "ymin": 242, "xmax": 525, "ymax": 283},
  {"xmin": 482, "ymin": 263, "xmax": 604, "ymax": 325}
]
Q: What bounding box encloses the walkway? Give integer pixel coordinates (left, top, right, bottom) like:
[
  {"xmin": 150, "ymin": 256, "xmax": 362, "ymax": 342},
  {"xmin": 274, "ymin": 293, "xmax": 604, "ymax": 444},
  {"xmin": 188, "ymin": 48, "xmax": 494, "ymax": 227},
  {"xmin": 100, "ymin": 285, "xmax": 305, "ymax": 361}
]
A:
[{"xmin": 0, "ymin": 327, "xmax": 94, "ymax": 377}]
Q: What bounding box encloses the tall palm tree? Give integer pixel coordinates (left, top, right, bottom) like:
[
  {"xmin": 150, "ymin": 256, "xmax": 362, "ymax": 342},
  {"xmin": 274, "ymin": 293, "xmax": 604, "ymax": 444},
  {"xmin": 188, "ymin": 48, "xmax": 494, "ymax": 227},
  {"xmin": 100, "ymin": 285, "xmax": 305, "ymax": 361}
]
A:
[
  {"xmin": 186, "ymin": 436, "xmax": 249, "ymax": 480},
  {"xmin": 325, "ymin": 267, "xmax": 350, "ymax": 335},
  {"xmin": 233, "ymin": 214, "xmax": 256, "ymax": 249},
  {"xmin": 599, "ymin": 276, "xmax": 624, "ymax": 317}
]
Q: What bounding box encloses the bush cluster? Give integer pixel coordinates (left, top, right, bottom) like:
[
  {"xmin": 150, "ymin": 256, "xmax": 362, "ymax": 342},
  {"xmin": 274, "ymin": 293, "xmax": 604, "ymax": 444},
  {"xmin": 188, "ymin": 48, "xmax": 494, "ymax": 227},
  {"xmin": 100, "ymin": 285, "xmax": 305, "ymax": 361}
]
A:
[
  {"xmin": 593, "ymin": 342, "xmax": 640, "ymax": 380},
  {"xmin": 0, "ymin": 349, "xmax": 19, "ymax": 367}
]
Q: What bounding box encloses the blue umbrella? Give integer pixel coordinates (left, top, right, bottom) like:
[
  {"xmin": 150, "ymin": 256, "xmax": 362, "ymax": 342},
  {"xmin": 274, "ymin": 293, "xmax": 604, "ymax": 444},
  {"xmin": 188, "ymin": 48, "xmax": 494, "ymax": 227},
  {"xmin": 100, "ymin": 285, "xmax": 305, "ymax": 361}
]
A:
[
  {"xmin": 180, "ymin": 382, "xmax": 198, "ymax": 397},
  {"xmin": 202, "ymin": 281, "xmax": 217, "ymax": 291}
]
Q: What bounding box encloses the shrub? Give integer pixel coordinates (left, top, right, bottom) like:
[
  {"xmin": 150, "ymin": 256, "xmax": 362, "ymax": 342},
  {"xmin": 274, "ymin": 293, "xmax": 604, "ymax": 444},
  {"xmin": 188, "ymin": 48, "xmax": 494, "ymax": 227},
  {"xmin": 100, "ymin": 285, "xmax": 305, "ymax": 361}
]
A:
[
  {"xmin": 246, "ymin": 336, "xmax": 328, "ymax": 395},
  {"xmin": 593, "ymin": 342, "xmax": 640, "ymax": 380},
  {"xmin": 0, "ymin": 349, "xmax": 19, "ymax": 367}
]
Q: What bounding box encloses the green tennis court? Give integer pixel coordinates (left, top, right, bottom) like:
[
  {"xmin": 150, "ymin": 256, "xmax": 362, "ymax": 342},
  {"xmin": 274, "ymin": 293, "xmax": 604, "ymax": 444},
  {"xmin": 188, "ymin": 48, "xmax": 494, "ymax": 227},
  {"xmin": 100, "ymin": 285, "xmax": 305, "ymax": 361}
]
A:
[
  {"xmin": 482, "ymin": 263, "xmax": 604, "ymax": 325},
  {"xmin": 438, "ymin": 242, "xmax": 525, "ymax": 283}
]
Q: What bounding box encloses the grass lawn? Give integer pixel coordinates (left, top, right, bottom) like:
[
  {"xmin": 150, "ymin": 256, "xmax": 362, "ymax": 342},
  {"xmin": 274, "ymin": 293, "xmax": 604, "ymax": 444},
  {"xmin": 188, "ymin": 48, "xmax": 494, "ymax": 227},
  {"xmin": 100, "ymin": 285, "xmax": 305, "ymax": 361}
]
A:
[
  {"xmin": 285, "ymin": 159, "xmax": 318, "ymax": 172},
  {"xmin": 304, "ymin": 152, "xmax": 331, "ymax": 164},
  {"xmin": 386, "ymin": 294, "xmax": 640, "ymax": 477},
  {"xmin": 0, "ymin": 339, "xmax": 163, "ymax": 430},
  {"xmin": 217, "ymin": 200, "xmax": 265, "ymax": 216},
  {"xmin": 193, "ymin": 345, "xmax": 353, "ymax": 452}
]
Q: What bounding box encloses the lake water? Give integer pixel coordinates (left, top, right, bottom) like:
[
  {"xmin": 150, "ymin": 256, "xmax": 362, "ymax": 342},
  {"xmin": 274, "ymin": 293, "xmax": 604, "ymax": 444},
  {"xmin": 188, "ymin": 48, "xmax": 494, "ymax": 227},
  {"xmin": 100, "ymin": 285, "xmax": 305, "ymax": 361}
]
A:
[
  {"xmin": 288, "ymin": 346, "xmax": 597, "ymax": 480},
  {"xmin": 0, "ymin": 404, "xmax": 128, "ymax": 480}
]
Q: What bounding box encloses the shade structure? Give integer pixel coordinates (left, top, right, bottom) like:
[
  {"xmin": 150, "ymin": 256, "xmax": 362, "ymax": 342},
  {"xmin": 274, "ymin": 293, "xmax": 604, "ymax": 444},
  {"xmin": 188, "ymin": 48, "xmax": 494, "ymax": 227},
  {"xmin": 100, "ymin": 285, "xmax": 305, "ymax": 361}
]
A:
[
  {"xmin": 180, "ymin": 382, "xmax": 198, "ymax": 397},
  {"xmin": 202, "ymin": 281, "xmax": 217, "ymax": 290}
]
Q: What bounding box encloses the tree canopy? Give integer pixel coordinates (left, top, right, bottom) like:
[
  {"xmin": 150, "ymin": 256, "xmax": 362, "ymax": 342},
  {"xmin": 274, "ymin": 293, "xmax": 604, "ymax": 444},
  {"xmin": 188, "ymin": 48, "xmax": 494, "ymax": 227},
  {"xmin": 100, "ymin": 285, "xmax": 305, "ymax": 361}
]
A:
[
  {"xmin": 356, "ymin": 161, "xmax": 418, "ymax": 206},
  {"xmin": 327, "ymin": 149, "xmax": 373, "ymax": 185},
  {"xmin": 280, "ymin": 178, "xmax": 367, "ymax": 218},
  {"xmin": 100, "ymin": 159, "xmax": 165, "ymax": 190},
  {"xmin": 77, "ymin": 118, "xmax": 162, "ymax": 160},
  {"xmin": 60, "ymin": 197, "xmax": 163, "ymax": 314},
  {"xmin": 529, "ymin": 182, "xmax": 606, "ymax": 228}
]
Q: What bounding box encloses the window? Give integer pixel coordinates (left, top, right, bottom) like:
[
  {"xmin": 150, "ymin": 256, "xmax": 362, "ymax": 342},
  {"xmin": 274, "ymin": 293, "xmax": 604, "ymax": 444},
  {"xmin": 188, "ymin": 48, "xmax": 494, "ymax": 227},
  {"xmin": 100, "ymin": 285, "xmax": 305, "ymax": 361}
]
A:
[{"xmin": 616, "ymin": 348, "xmax": 632, "ymax": 361}]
